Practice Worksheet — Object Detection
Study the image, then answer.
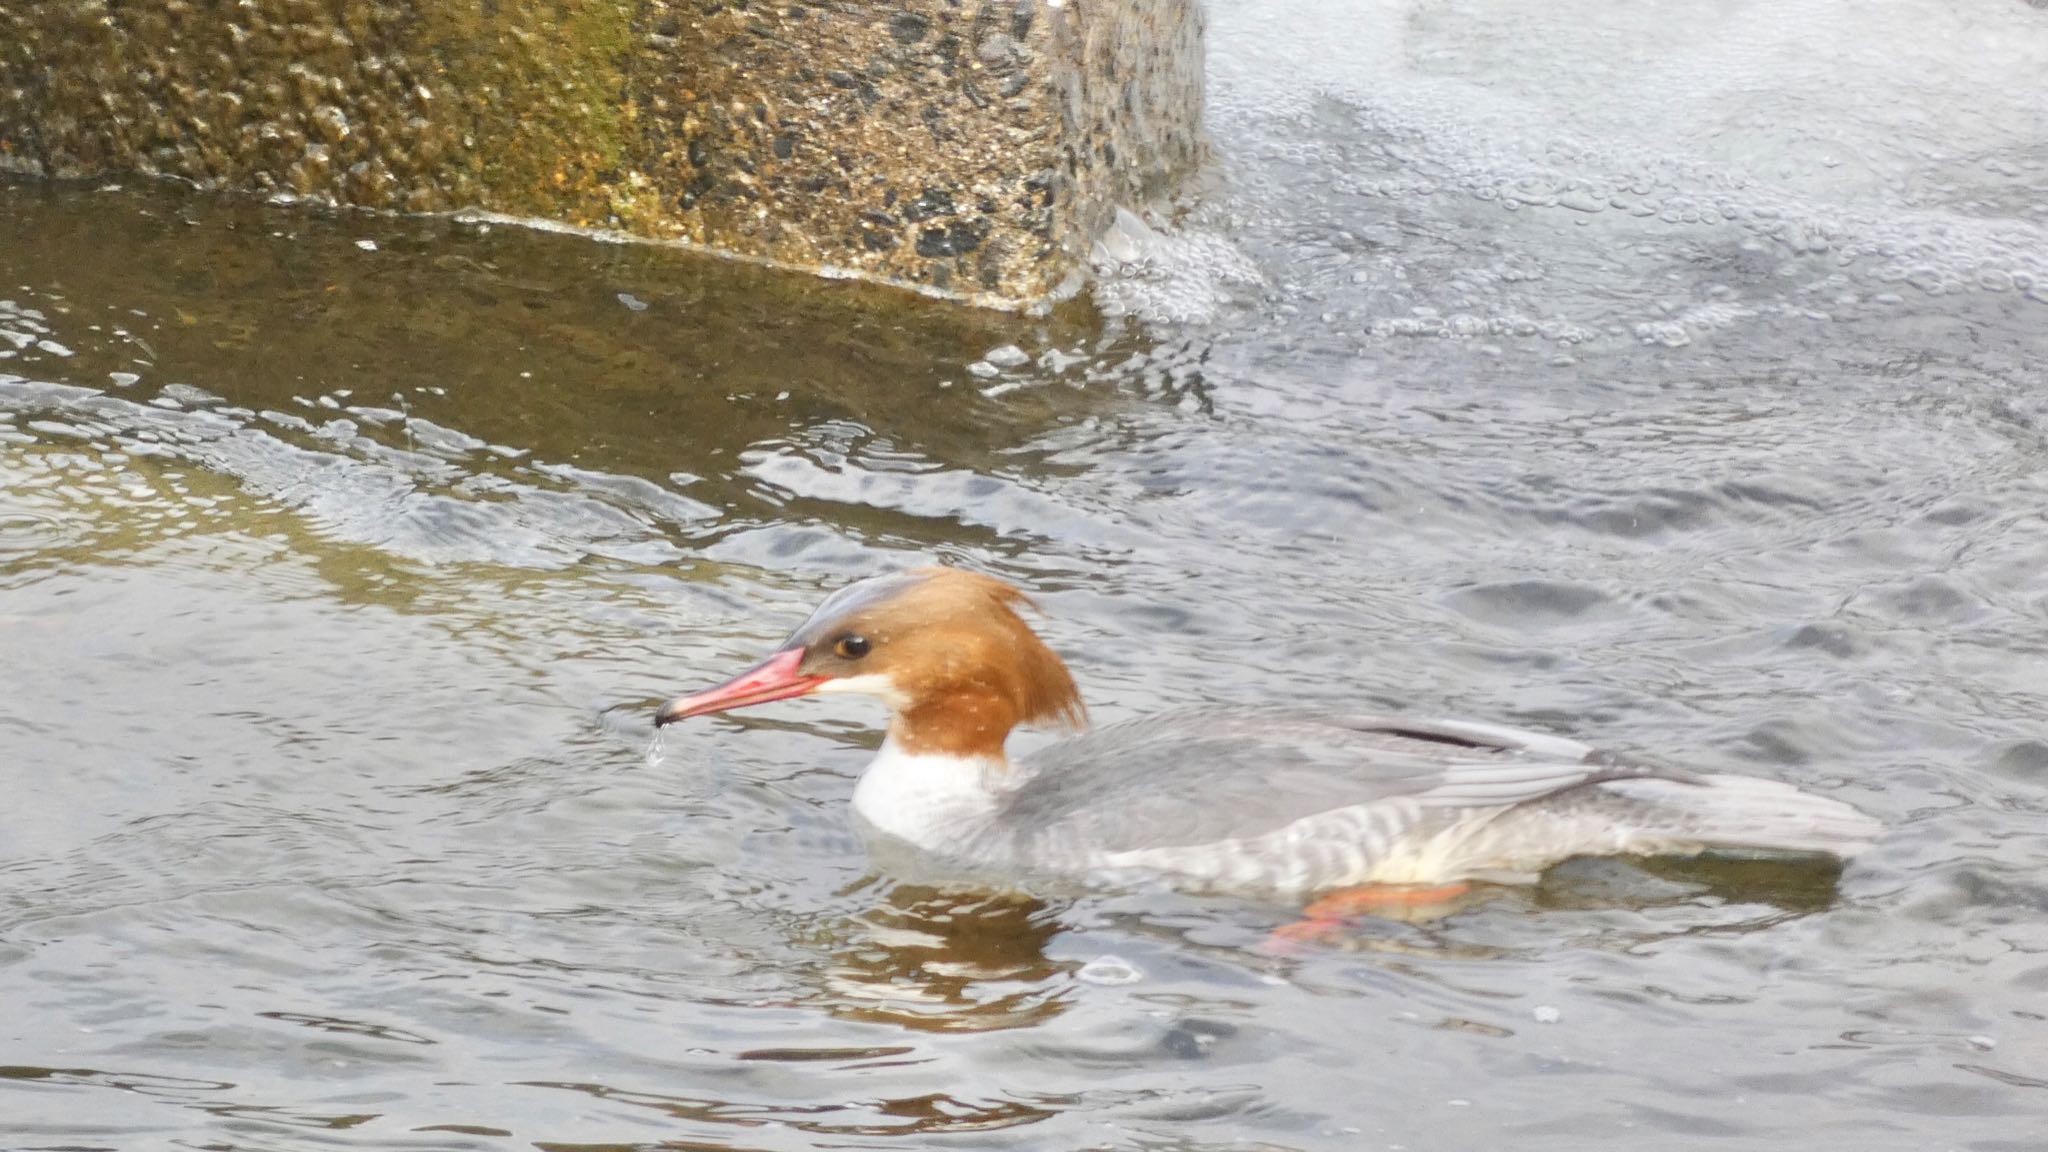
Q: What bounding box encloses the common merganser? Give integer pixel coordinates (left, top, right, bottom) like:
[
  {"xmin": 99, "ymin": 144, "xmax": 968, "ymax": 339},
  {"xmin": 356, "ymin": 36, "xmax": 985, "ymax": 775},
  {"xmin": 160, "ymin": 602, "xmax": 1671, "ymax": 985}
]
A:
[{"xmin": 655, "ymin": 568, "xmax": 1880, "ymax": 898}]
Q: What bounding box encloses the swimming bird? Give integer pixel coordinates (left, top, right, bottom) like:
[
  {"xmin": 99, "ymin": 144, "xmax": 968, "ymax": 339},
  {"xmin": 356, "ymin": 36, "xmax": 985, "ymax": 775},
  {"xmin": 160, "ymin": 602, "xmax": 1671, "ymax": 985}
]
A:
[{"xmin": 655, "ymin": 568, "xmax": 1879, "ymax": 902}]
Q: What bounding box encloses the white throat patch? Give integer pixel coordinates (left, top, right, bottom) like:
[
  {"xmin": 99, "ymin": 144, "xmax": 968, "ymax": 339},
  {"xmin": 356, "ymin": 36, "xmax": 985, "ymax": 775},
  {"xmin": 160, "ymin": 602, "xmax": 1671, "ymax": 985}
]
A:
[{"xmin": 850, "ymin": 736, "xmax": 1006, "ymax": 850}]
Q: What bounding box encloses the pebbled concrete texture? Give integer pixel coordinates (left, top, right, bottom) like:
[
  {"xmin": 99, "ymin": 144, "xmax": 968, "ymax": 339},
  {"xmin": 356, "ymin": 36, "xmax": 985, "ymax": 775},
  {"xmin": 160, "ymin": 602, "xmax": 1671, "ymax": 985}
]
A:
[{"xmin": 0, "ymin": 0, "xmax": 1204, "ymax": 309}]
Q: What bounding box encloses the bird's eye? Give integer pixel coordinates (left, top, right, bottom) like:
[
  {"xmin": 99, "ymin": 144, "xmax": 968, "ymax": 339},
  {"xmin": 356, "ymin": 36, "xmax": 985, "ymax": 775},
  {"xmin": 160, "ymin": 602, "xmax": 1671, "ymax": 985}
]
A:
[{"xmin": 834, "ymin": 634, "xmax": 871, "ymax": 659}]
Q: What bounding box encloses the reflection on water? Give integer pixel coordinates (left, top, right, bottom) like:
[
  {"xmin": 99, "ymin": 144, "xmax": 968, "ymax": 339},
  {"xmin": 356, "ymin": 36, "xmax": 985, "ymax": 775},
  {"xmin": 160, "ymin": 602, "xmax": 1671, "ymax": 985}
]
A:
[
  {"xmin": 6, "ymin": 0, "xmax": 2048, "ymax": 1147},
  {"xmin": 817, "ymin": 886, "xmax": 1071, "ymax": 1034},
  {"xmin": 524, "ymin": 1075, "xmax": 1062, "ymax": 1141}
]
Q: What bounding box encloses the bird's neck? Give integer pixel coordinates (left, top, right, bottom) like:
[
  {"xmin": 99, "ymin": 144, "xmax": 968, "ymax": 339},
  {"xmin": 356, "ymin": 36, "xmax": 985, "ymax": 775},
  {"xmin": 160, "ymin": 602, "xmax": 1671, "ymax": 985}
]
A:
[
  {"xmin": 888, "ymin": 689, "xmax": 1021, "ymax": 760},
  {"xmin": 851, "ymin": 733, "xmax": 1011, "ymax": 849}
]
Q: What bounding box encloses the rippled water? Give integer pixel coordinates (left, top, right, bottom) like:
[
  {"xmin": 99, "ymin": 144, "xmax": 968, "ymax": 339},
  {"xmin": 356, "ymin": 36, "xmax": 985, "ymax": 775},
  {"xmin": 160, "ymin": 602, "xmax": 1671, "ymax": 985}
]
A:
[{"xmin": 5, "ymin": 1, "xmax": 2048, "ymax": 1147}]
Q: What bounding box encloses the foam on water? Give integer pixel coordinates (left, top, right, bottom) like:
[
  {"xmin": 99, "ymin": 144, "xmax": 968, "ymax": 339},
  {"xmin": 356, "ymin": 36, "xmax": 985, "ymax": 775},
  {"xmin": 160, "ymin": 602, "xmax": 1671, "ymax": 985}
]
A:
[
  {"xmin": 1097, "ymin": 0, "xmax": 2048, "ymax": 333},
  {"xmin": 1091, "ymin": 205, "xmax": 1266, "ymax": 323}
]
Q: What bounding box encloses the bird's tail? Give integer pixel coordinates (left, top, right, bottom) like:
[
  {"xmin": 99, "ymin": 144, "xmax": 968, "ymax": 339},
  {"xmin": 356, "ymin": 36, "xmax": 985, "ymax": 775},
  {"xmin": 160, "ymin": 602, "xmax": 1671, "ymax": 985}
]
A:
[{"xmin": 1590, "ymin": 773, "xmax": 1881, "ymax": 859}]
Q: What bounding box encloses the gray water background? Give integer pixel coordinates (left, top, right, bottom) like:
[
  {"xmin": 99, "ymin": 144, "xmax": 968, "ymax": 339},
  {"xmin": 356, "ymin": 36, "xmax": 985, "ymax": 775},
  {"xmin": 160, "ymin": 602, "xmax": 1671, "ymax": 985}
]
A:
[{"xmin": 4, "ymin": 1, "xmax": 2047, "ymax": 1147}]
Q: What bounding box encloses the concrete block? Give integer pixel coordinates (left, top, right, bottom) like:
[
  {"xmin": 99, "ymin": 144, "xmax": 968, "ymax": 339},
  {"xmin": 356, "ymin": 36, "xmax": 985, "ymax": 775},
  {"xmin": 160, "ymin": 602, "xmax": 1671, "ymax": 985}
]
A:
[{"xmin": 0, "ymin": 0, "xmax": 1205, "ymax": 308}]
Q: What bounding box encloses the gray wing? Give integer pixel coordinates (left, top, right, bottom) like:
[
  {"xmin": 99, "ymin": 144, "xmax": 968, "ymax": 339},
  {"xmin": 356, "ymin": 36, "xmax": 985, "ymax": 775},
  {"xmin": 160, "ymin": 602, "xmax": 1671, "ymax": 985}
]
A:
[{"xmin": 999, "ymin": 708, "xmax": 1688, "ymax": 856}]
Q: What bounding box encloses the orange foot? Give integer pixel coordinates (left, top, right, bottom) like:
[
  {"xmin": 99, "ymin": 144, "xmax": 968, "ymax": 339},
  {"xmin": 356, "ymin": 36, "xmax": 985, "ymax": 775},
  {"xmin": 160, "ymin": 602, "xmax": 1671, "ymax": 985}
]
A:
[
  {"xmin": 1261, "ymin": 882, "xmax": 1475, "ymax": 954},
  {"xmin": 1262, "ymin": 915, "xmax": 1346, "ymax": 952},
  {"xmin": 1302, "ymin": 881, "xmax": 1472, "ymax": 920}
]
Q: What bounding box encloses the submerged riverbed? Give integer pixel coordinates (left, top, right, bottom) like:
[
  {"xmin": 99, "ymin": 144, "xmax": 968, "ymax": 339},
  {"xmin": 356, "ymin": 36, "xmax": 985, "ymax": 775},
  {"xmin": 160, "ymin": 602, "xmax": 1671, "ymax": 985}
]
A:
[{"xmin": 4, "ymin": 0, "xmax": 2047, "ymax": 1147}]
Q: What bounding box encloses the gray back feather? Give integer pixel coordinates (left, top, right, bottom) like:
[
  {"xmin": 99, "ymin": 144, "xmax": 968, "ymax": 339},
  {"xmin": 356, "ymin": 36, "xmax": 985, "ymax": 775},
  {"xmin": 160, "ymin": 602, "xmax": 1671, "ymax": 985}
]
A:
[{"xmin": 997, "ymin": 708, "xmax": 1688, "ymax": 856}]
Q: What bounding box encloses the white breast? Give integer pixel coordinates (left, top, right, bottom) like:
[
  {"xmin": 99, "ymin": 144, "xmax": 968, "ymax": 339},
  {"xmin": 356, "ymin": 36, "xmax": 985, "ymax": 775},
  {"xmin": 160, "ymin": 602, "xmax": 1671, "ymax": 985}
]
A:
[{"xmin": 850, "ymin": 737, "xmax": 1007, "ymax": 851}]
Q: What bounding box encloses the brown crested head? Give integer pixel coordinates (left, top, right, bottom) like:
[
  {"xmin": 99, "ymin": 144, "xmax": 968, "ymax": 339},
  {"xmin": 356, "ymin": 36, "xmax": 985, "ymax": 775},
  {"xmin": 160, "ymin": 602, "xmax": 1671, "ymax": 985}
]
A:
[{"xmin": 655, "ymin": 567, "xmax": 1085, "ymax": 760}]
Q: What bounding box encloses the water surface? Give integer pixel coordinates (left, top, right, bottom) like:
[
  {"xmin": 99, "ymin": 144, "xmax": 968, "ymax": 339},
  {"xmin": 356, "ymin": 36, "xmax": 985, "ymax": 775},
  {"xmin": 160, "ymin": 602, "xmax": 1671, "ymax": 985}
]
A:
[{"xmin": 5, "ymin": 1, "xmax": 2048, "ymax": 1147}]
